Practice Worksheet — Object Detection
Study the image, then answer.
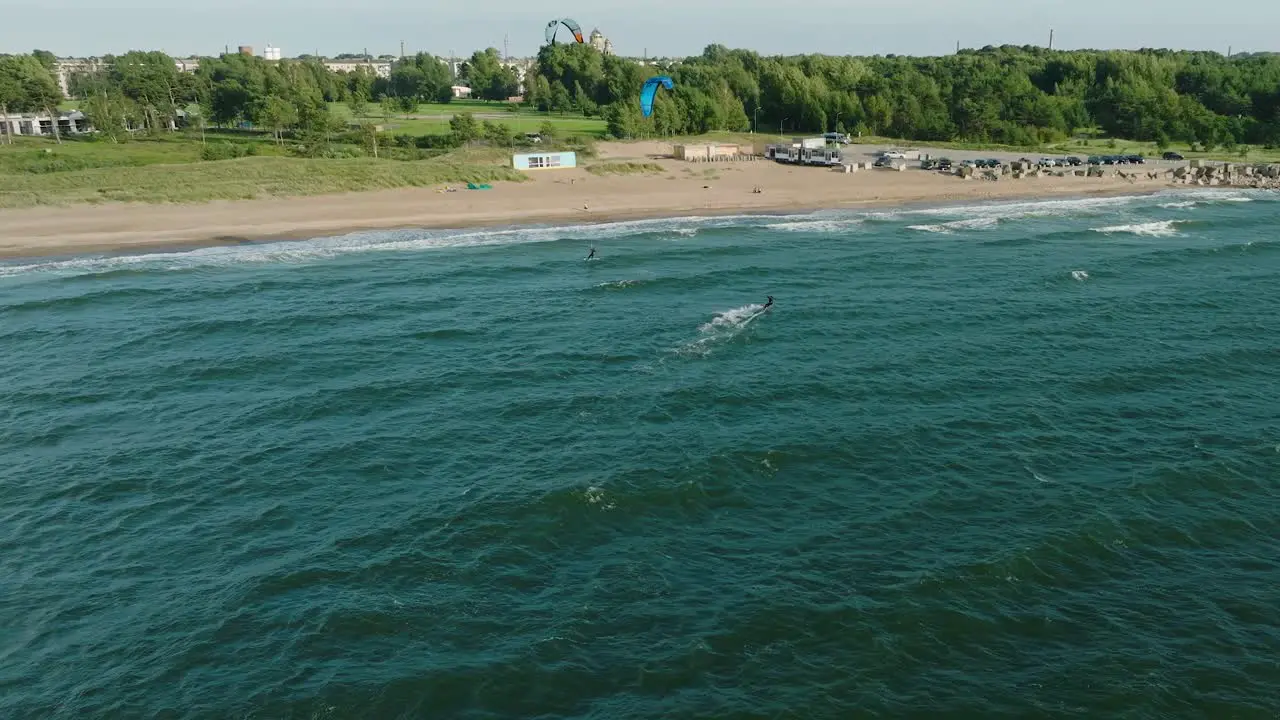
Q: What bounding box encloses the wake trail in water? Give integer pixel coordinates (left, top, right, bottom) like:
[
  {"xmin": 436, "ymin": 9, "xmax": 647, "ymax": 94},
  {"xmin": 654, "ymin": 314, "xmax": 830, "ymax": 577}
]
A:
[
  {"xmin": 698, "ymin": 303, "xmax": 767, "ymax": 333},
  {"xmin": 675, "ymin": 303, "xmax": 768, "ymax": 357}
]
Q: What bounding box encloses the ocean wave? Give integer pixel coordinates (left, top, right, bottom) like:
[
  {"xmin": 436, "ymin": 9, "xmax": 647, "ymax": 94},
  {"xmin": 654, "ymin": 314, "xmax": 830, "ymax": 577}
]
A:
[
  {"xmin": 764, "ymin": 218, "xmax": 866, "ymax": 234},
  {"xmin": 1071, "ymin": 270, "xmax": 1089, "ymax": 281},
  {"xmin": 0, "ymin": 214, "xmax": 778, "ymax": 281},
  {"xmin": 1093, "ymin": 220, "xmax": 1185, "ymax": 237},
  {"xmin": 905, "ymin": 194, "xmax": 1144, "ymax": 222},
  {"xmin": 907, "ymin": 217, "xmax": 1001, "ymax": 234},
  {"xmin": 594, "ymin": 279, "xmax": 645, "ymax": 290},
  {"xmin": 0, "ymin": 190, "xmax": 1237, "ymax": 282}
]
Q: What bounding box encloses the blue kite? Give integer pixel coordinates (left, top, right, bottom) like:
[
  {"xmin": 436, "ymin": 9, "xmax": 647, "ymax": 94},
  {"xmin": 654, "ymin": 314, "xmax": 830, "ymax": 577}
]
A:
[{"xmin": 640, "ymin": 76, "xmax": 675, "ymax": 118}]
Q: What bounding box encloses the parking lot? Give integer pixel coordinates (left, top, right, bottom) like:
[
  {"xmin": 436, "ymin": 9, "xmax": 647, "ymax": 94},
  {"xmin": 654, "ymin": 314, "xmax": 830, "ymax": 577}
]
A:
[{"xmin": 841, "ymin": 143, "xmax": 1191, "ymax": 169}]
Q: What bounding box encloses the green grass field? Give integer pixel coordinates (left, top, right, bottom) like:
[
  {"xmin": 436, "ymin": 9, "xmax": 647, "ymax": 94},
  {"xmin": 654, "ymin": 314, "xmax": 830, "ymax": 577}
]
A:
[{"xmin": 330, "ymin": 101, "xmax": 609, "ymax": 138}]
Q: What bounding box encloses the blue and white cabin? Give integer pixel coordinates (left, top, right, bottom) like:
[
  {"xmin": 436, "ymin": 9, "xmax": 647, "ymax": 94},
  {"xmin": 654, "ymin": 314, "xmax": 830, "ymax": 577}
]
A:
[{"xmin": 512, "ymin": 151, "xmax": 577, "ymax": 170}]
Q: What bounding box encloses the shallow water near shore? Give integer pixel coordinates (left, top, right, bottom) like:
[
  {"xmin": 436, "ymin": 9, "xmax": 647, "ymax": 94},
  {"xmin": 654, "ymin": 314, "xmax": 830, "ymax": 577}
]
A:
[{"xmin": 2, "ymin": 189, "xmax": 1279, "ymax": 718}]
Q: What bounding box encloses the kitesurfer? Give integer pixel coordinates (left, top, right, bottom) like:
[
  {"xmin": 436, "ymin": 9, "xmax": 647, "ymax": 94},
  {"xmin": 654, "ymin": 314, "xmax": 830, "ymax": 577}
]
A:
[
  {"xmin": 586, "ymin": 247, "xmax": 596, "ymax": 260},
  {"xmin": 763, "ymin": 295, "xmax": 774, "ymax": 310}
]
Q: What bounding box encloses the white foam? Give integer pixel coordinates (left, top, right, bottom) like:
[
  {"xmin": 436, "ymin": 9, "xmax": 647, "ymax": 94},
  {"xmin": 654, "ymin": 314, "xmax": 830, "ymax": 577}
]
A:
[
  {"xmin": 676, "ymin": 303, "xmax": 767, "ymax": 357},
  {"xmin": 1092, "ymin": 220, "xmax": 1183, "ymax": 237},
  {"xmin": 1071, "ymin": 270, "xmax": 1089, "ymax": 281},
  {"xmin": 906, "ymin": 217, "xmax": 1000, "ymax": 234},
  {"xmin": 0, "ymin": 214, "xmax": 778, "ymax": 280},
  {"xmin": 698, "ymin": 303, "xmax": 765, "ymax": 333},
  {"xmin": 1159, "ymin": 201, "xmax": 1197, "ymax": 209},
  {"xmin": 904, "ymin": 194, "xmax": 1142, "ymax": 222},
  {"xmin": 765, "ymin": 218, "xmax": 865, "ymax": 234}
]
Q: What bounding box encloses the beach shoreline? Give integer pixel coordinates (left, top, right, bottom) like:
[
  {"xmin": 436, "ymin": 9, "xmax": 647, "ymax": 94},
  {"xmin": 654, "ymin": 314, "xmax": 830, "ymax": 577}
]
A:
[{"xmin": 0, "ymin": 153, "xmax": 1182, "ymax": 261}]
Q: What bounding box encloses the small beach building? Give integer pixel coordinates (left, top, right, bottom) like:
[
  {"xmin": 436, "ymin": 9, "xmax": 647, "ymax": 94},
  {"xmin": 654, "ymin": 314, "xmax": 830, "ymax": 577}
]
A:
[
  {"xmin": 673, "ymin": 142, "xmax": 743, "ymax": 162},
  {"xmin": 512, "ymin": 151, "xmax": 577, "ymax": 170}
]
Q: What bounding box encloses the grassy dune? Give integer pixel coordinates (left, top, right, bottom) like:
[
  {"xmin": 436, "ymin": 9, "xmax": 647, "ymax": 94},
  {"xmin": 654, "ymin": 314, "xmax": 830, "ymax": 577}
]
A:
[
  {"xmin": 0, "ymin": 153, "xmax": 523, "ymax": 208},
  {"xmin": 584, "ymin": 161, "xmax": 665, "ymax": 176}
]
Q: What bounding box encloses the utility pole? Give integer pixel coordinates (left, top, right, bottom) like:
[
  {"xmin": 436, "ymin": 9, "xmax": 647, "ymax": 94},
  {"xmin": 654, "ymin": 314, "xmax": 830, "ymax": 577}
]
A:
[
  {"xmin": 401, "ymin": 40, "xmax": 405, "ymax": 59},
  {"xmin": 1049, "ymin": 29, "xmax": 1054, "ymax": 50},
  {"xmin": 955, "ymin": 41, "xmax": 960, "ymax": 54}
]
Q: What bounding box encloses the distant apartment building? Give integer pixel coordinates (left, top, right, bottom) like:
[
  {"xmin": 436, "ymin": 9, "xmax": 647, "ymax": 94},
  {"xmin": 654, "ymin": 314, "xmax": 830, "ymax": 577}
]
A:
[
  {"xmin": 501, "ymin": 58, "xmax": 535, "ymax": 93},
  {"xmin": 54, "ymin": 57, "xmax": 106, "ymax": 97},
  {"xmin": 323, "ymin": 59, "xmax": 392, "ymax": 78},
  {"xmin": 264, "ymin": 45, "xmax": 282, "ymax": 61},
  {"xmin": 55, "ymin": 56, "xmax": 201, "ymax": 97}
]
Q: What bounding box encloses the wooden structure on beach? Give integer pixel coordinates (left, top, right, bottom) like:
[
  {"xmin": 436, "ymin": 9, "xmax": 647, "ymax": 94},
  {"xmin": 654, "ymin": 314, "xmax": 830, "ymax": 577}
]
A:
[{"xmin": 673, "ymin": 142, "xmax": 751, "ymax": 162}]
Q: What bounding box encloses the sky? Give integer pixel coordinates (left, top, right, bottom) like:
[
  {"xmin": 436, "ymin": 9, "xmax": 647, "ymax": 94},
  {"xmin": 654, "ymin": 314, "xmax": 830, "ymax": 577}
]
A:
[{"xmin": 2, "ymin": 0, "xmax": 1275, "ymax": 59}]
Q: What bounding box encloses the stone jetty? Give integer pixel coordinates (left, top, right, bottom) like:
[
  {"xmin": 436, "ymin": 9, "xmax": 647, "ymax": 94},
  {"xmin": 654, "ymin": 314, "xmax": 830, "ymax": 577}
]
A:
[{"xmin": 950, "ymin": 160, "xmax": 1280, "ymax": 189}]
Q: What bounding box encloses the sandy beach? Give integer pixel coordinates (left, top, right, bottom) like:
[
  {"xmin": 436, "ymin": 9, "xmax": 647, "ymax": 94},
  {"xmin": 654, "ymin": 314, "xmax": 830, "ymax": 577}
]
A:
[{"xmin": 0, "ymin": 141, "xmax": 1173, "ymax": 260}]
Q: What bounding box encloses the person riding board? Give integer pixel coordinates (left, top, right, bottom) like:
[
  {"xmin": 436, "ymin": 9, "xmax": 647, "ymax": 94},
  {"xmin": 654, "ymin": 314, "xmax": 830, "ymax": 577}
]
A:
[
  {"xmin": 763, "ymin": 295, "xmax": 774, "ymax": 310},
  {"xmin": 586, "ymin": 247, "xmax": 596, "ymax": 260}
]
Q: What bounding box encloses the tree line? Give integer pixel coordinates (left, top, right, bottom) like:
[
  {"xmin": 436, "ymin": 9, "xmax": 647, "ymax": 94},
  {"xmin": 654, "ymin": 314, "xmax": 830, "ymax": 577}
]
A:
[
  {"xmin": 530, "ymin": 44, "xmax": 1280, "ymax": 150},
  {"xmin": 0, "ymin": 48, "xmax": 520, "ymax": 145},
  {"xmin": 8, "ymin": 44, "xmax": 1280, "ymax": 153}
]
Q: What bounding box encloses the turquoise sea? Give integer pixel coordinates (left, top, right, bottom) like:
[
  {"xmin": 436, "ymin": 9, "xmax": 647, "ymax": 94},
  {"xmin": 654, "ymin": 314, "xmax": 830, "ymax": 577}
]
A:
[{"xmin": 2, "ymin": 189, "xmax": 1278, "ymax": 719}]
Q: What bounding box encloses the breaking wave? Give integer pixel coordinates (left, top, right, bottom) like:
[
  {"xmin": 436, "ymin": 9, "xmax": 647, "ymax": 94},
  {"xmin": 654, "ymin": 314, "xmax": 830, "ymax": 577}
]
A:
[
  {"xmin": 1093, "ymin": 220, "xmax": 1185, "ymax": 237},
  {"xmin": 907, "ymin": 217, "xmax": 1001, "ymax": 234}
]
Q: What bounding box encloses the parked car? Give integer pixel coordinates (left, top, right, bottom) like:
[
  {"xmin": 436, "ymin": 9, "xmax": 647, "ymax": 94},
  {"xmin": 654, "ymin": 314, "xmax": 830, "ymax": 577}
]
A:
[
  {"xmin": 823, "ymin": 132, "xmax": 851, "ymax": 145},
  {"xmin": 937, "ymin": 158, "xmax": 954, "ymax": 171},
  {"xmin": 1087, "ymin": 156, "xmax": 1102, "ymax": 165},
  {"xmin": 1039, "ymin": 157, "xmax": 1059, "ymax": 167},
  {"xmin": 1162, "ymin": 151, "xmax": 1185, "ymax": 160},
  {"xmin": 1065, "ymin": 156, "xmax": 1084, "ymax": 166},
  {"xmin": 881, "ymin": 150, "xmax": 907, "ymax": 159},
  {"xmin": 874, "ymin": 156, "xmax": 896, "ymax": 168},
  {"xmin": 1125, "ymin": 154, "xmax": 1145, "ymax": 164}
]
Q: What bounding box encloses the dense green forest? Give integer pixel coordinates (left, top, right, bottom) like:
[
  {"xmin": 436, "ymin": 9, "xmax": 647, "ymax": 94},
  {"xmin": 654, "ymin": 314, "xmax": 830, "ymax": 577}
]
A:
[
  {"xmin": 5, "ymin": 44, "xmax": 1280, "ymax": 152},
  {"xmin": 530, "ymin": 44, "xmax": 1280, "ymax": 151}
]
